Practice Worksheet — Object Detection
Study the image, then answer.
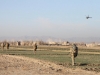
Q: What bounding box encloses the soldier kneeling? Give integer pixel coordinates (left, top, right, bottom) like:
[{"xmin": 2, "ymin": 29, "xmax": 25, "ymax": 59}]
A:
[{"xmin": 70, "ymin": 44, "xmax": 78, "ymax": 66}]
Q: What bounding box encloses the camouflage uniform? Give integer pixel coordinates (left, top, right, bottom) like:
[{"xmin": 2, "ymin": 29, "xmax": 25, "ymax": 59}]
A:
[
  {"xmin": 70, "ymin": 44, "xmax": 78, "ymax": 66},
  {"xmin": 6, "ymin": 43, "xmax": 10, "ymax": 49},
  {"xmin": 1, "ymin": 42, "xmax": 5, "ymax": 50},
  {"xmin": 33, "ymin": 43, "xmax": 37, "ymax": 54},
  {"xmin": 1, "ymin": 42, "xmax": 10, "ymax": 50}
]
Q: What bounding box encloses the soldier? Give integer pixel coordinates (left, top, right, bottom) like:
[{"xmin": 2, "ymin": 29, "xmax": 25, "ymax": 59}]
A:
[
  {"xmin": 70, "ymin": 44, "xmax": 78, "ymax": 66},
  {"xmin": 1, "ymin": 42, "xmax": 10, "ymax": 50},
  {"xmin": 33, "ymin": 43, "xmax": 37, "ymax": 54},
  {"xmin": 6, "ymin": 42, "xmax": 10, "ymax": 49},
  {"xmin": 1, "ymin": 42, "xmax": 5, "ymax": 50}
]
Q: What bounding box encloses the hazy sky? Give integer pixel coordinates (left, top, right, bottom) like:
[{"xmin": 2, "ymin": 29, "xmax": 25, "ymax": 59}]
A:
[{"xmin": 0, "ymin": 0, "xmax": 100, "ymax": 39}]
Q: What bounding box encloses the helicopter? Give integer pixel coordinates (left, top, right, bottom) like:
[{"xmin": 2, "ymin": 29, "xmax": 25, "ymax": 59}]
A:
[{"xmin": 86, "ymin": 15, "xmax": 92, "ymax": 19}]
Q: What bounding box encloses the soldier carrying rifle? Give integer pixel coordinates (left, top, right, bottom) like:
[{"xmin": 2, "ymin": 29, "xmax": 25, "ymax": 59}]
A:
[
  {"xmin": 70, "ymin": 44, "xmax": 78, "ymax": 66},
  {"xmin": 33, "ymin": 43, "xmax": 37, "ymax": 54}
]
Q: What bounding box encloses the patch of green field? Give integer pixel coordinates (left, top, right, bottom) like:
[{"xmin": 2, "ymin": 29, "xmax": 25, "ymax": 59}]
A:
[{"xmin": 0, "ymin": 46, "xmax": 100, "ymax": 72}]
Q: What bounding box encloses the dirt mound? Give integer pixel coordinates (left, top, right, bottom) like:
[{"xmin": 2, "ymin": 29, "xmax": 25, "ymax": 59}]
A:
[{"xmin": 0, "ymin": 55, "xmax": 99, "ymax": 75}]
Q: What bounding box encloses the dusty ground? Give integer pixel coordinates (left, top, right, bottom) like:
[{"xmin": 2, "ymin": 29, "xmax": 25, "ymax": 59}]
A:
[{"xmin": 0, "ymin": 55, "xmax": 100, "ymax": 75}]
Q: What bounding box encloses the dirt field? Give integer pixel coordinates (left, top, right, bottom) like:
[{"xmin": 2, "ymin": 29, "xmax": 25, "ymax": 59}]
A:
[{"xmin": 0, "ymin": 55, "xmax": 100, "ymax": 75}]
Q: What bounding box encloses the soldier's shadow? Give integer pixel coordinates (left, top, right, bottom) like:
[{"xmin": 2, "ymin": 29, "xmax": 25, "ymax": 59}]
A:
[{"xmin": 79, "ymin": 63, "xmax": 88, "ymax": 66}]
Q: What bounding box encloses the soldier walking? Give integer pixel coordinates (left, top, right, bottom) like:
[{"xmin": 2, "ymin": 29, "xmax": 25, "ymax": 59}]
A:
[
  {"xmin": 70, "ymin": 44, "xmax": 78, "ymax": 66},
  {"xmin": 1, "ymin": 42, "xmax": 5, "ymax": 50},
  {"xmin": 6, "ymin": 42, "xmax": 10, "ymax": 49},
  {"xmin": 33, "ymin": 43, "xmax": 37, "ymax": 54}
]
